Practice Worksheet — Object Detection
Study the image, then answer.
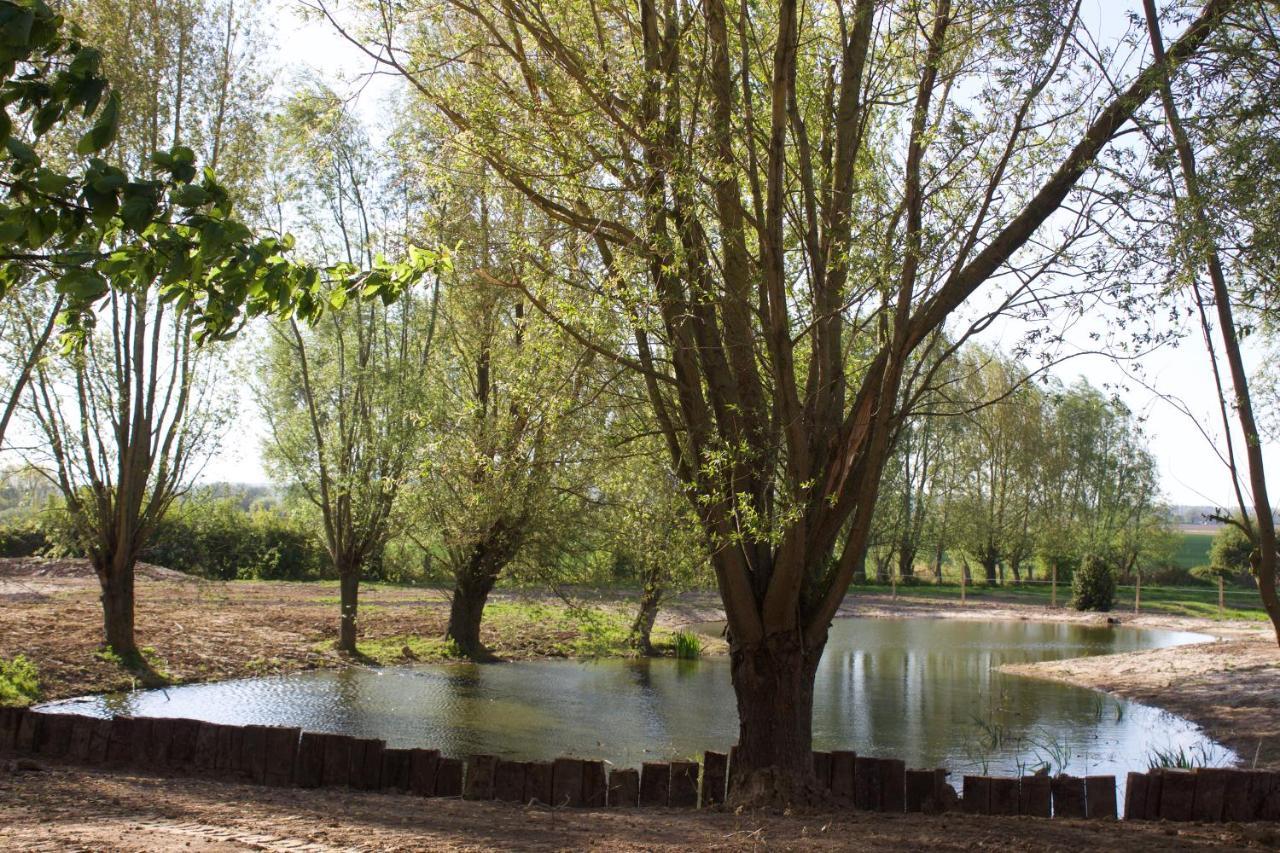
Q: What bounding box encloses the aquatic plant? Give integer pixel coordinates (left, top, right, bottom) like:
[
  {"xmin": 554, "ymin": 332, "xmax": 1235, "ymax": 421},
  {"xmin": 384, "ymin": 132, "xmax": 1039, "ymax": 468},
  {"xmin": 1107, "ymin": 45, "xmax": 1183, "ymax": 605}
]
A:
[{"xmin": 673, "ymin": 631, "xmax": 702, "ymax": 659}]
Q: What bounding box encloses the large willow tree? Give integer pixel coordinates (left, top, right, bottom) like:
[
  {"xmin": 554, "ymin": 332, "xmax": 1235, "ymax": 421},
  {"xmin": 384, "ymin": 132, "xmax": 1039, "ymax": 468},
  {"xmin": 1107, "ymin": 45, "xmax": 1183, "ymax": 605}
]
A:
[{"xmin": 327, "ymin": 0, "xmax": 1242, "ymax": 800}]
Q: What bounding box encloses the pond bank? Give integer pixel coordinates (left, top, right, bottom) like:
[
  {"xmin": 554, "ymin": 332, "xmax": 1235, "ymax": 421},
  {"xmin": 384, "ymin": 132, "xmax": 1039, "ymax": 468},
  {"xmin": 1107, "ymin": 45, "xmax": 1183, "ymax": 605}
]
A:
[
  {"xmin": 2, "ymin": 760, "xmax": 1273, "ymax": 851},
  {"xmin": 4, "ymin": 558, "xmax": 1276, "ymax": 773}
]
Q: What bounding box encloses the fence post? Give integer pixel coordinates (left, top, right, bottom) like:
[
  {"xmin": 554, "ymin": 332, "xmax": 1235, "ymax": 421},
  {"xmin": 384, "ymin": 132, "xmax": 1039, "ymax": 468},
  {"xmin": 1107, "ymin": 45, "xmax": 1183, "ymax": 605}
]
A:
[
  {"xmin": 1050, "ymin": 564, "xmax": 1057, "ymax": 608},
  {"xmin": 892, "ymin": 572, "xmax": 897, "ymax": 600},
  {"xmin": 1134, "ymin": 571, "xmax": 1141, "ymax": 614},
  {"xmin": 1218, "ymin": 576, "xmax": 1225, "ymax": 617},
  {"xmin": 960, "ymin": 567, "xmax": 966, "ymax": 604}
]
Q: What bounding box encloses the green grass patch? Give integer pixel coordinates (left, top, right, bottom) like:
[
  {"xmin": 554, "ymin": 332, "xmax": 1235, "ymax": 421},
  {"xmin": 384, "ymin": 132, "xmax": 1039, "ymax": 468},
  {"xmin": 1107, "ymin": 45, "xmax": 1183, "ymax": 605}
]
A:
[
  {"xmin": 484, "ymin": 601, "xmax": 640, "ymax": 657},
  {"xmin": 354, "ymin": 634, "xmax": 462, "ymax": 664},
  {"xmin": 0, "ymin": 654, "xmax": 39, "ymax": 706},
  {"xmin": 866, "ymin": 580, "xmax": 1268, "ymax": 621},
  {"xmin": 1172, "ymin": 531, "xmax": 1214, "ymax": 571}
]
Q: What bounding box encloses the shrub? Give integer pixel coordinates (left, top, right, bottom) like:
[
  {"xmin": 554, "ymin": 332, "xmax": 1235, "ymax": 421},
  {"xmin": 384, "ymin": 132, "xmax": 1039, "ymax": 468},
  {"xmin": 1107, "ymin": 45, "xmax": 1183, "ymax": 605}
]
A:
[
  {"xmin": 673, "ymin": 631, "xmax": 702, "ymax": 659},
  {"xmin": 1071, "ymin": 554, "xmax": 1115, "ymax": 612},
  {"xmin": 140, "ymin": 496, "xmax": 327, "ymax": 580},
  {"xmin": 0, "ymin": 654, "xmax": 39, "ymax": 706},
  {"xmin": 0, "ymin": 520, "xmax": 51, "ymax": 557}
]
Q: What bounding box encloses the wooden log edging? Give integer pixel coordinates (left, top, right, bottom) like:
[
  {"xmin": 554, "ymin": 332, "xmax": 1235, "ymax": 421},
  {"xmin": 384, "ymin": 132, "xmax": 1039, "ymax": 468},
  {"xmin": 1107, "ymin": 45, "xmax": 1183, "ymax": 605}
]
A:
[{"xmin": 3, "ymin": 708, "xmax": 1279, "ymax": 820}]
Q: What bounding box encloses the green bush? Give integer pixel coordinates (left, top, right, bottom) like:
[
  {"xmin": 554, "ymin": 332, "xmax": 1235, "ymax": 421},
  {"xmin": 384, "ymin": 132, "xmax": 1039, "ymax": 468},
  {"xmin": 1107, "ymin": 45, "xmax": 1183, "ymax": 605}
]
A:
[
  {"xmin": 0, "ymin": 654, "xmax": 39, "ymax": 706},
  {"xmin": 1071, "ymin": 554, "xmax": 1116, "ymax": 612},
  {"xmin": 0, "ymin": 520, "xmax": 51, "ymax": 557},
  {"xmin": 144, "ymin": 497, "xmax": 327, "ymax": 580}
]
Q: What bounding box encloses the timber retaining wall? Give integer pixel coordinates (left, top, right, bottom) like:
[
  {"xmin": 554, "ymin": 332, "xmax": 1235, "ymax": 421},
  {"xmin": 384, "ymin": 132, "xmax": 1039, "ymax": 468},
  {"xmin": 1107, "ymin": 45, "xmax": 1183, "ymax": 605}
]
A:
[{"xmin": 2, "ymin": 707, "xmax": 1277, "ymax": 821}]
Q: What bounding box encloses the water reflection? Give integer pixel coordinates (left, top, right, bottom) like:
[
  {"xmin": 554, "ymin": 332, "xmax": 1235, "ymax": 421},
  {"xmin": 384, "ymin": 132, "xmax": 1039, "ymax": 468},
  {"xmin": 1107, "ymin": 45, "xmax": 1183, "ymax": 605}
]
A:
[{"xmin": 43, "ymin": 618, "xmax": 1230, "ymax": 780}]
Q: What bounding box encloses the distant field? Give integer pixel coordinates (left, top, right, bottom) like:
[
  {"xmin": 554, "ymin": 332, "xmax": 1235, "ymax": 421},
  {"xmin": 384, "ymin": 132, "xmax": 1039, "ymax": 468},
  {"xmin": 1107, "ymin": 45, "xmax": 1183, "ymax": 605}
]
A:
[{"xmin": 1173, "ymin": 529, "xmax": 1215, "ymax": 570}]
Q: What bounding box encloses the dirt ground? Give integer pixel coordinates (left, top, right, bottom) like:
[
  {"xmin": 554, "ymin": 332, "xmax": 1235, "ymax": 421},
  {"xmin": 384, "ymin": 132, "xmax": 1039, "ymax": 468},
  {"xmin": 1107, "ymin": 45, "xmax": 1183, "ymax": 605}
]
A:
[
  {"xmin": 4, "ymin": 558, "xmax": 1280, "ymax": 849},
  {"xmin": 2, "ymin": 760, "xmax": 1277, "ymax": 852},
  {"xmin": 0, "ymin": 557, "xmax": 725, "ymax": 701}
]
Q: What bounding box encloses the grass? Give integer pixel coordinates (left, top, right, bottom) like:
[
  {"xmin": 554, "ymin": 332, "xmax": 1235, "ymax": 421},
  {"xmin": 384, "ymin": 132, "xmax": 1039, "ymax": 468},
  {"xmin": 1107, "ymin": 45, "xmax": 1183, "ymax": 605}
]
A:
[
  {"xmin": 354, "ymin": 634, "xmax": 462, "ymax": 665},
  {"xmin": 867, "ymin": 579, "xmax": 1269, "ymax": 621},
  {"xmin": 0, "ymin": 654, "xmax": 39, "ymax": 706},
  {"xmin": 672, "ymin": 630, "xmax": 702, "ymax": 659},
  {"xmin": 1172, "ymin": 531, "xmax": 1215, "ymax": 571}
]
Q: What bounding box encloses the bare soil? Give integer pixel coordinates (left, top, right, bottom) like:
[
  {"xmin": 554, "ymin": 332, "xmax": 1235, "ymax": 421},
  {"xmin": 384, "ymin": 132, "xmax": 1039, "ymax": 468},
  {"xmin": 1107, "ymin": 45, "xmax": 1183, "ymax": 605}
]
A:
[
  {"xmin": 4, "ymin": 559, "xmax": 1280, "ymax": 849},
  {"xmin": 2, "ymin": 760, "xmax": 1276, "ymax": 852},
  {"xmin": 0, "ymin": 557, "xmax": 723, "ymax": 701}
]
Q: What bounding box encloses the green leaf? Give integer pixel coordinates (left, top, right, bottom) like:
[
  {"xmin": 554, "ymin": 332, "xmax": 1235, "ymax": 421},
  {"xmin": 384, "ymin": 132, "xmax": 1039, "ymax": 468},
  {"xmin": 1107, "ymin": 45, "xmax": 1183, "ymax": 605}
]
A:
[
  {"xmin": 57, "ymin": 266, "xmax": 108, "ymax": 301},
  {"xmin": 74, "ymin": 90, "xmax": 117, "ymax": 154},
  {"xmin": 119, "ymin": 182, "xmax": 159, "ymax": 233}
]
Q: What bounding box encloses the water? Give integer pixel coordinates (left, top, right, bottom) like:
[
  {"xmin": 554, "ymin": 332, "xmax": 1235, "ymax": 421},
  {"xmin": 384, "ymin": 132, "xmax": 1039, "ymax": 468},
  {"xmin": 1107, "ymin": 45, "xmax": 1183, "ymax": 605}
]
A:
[{"xmin": 41, "ymin": 618, "xmax": 1232, "ymax": 781}]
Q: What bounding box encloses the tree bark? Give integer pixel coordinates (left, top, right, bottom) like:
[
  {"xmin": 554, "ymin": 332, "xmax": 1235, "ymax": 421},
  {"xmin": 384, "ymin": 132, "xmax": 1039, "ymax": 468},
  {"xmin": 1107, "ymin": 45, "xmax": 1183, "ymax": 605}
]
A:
[
  {"xmin": 446, "ymin": 570, "xmax": 498, "ymax": 659},
  {"xmin": 95, "ymin": 554, "xmax": 139, "ymax": 661},
  {"xmin": 728, "ymin": 631, "xmax": 825, "ymax": 804},
  {"xmin": 338, "ymin": 567, "xmax": 360, "ymax": 654},
  {"xmin": 629, "ymin": 576, "xmax": 662, "ymax": 655}
]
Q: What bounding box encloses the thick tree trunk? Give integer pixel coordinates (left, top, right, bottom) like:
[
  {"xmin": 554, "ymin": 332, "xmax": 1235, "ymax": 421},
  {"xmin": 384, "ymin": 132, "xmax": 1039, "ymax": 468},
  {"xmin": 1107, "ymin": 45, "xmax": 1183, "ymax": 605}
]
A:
[
  {"xmin": 982, "ymin": 552, "xmax": 998, "ymax": 585},
  {"xmin": 896, "ymin": 544, "xmax": 916, "ymax": 584},
  {"xmin": 932, "ymin": 543, "xmax": 944, "ymax": 583},
  {"xmin": 629, "ymin": 576, "xmax": 662, "ymax": 655},
  {"xmin": 338, "ymin": 567, "xmax": 360, "ymax": 654},
  {"xmin": 728, "ymin": 631, "xmax": 825, "ymax": 805},
  {"xmin": 97, "ymin": 557, "xmax": 139, "ymax": 661},
  {"xmin": 446, "ymin": 572, "xmax": 498, "ymax": 659}
]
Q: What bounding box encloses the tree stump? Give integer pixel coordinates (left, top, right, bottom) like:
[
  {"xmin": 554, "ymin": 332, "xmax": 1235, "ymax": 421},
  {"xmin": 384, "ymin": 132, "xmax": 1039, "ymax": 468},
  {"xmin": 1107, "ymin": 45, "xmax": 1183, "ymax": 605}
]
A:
[
  {"xmin": 524, "ymin": 761, "xmax": 553, "ymax": 804},
  {"xmin": 1052, "ymin": 774, "xmax": 1087, "ymax": 818},
  {"xmin": 854, "ymin": 756, "xmax": 882, "ymax": 811},
  {"xmin": 962, "ymin": 776, "xmax": 991, "ymax": 815},
  {"xmin": 669, "ymin": 760, "xmax": 698, "ymax": 807},
  {"xmin": 435, "ymin": 757, "xmax": 464, "ymax": 797},
  {"xmin": 1157, "ymin": 769, "xmax": 1195, "ymax": 822},
  {"xmin": 552, "ymin": 757, "xmax": 585, "ymax": 807},
  {"xmin": 1123, "ymin": 772, "xmax": 1149, "ymax": 820},
  {"xmin": 701, "ymin": 751, "xmax": 728, "ymax": 807},
  {"xmin": 880, "ymin": 758, "xmax": 906, "ymax": 812},
  {"xmin": 1020, "ymin": 775, "xmax": 1051, "ymax": 817},
  {"xmin": 813, "ymin": 751, "xmax": 832, "ymax": 789},
  {"xmin": 608, "ymin": 768, "xmax": 640, "ymax": 807},
  {"xmin": 582, "ymin": 760, "xmax": 607, "ymax": 807},
  {"xmin": 1191, "ymin": 768, "xmax": 1230, "ymax": 822},
  {"xmin": 379, "ymin": 748, "xmax": 411, "ymax": 793},
  {"xmin": 830, "ymin": 751, "xmax": 856, "ymax": 802},
  {"xmin": 493, "ymin": 760, "xmax": 527, "ymax": 802},
  {"xmin": 167, "ymin": 719, "xmax": 201, "ymax": 768},
  {"xmin": 1084, "ymin": 775, "xmax": 1116, "ymax": 819},
  {"xmin": 640, "ymin": 761, "xmax": 670, "ymax": 807},
  {"xmin": 349, "ymin": 738, "xmax": 385, "ymax": 791},
  {"xmin": 320, "ymin": 734, "xmax": 353, "ymax": 788},
  {"xmin": 240, "ymin": 725, "xmax": 269, "ymax": 783},
  {"xmin": 464, "ymin": 754, "xmax": 498, "ymax": 800},
  {"xmin": 295, "ymin": 731, "xmax": 326, "ymax": 789},
  {"xmin": 989, "ymin": 777, "xmax": 1019, "ymax": 815},
  {"xmin": 408, "ymin": 748, "xmax": 441, "ymax": 797}
]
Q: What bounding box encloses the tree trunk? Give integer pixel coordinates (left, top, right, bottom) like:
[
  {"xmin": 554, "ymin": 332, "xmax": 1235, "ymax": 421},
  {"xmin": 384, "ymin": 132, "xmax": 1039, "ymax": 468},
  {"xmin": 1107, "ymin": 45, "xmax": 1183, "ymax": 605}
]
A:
[
  {"xmin": 728, "ymin": 631, "xmax": 824, "ymax": 805},
  {"xmin": 97, "ymin": 556, "xmax": 139, "ymax": 661},
  {"xmin": 1010, "ymin": 554, "xmax": 1022, "ymax": 583},
  {"xmin": 446, "ymin": 571, "xmax": 498, "ymax": 659},
  {"xmin": 629, "ymin": 576, "xmax": 662, "ymax": 655},
  {"xmin": 932, "ymin": 543, "xmax": 944, "ymax": 583},
  {"xmin": 338, "ymin": 567, "xmax": 360, "ymax": 653},
  {"xmin": 982, "ymin": 552, "xmax": 998, "ymax": 585},
  {"xmin": 896, "ymin": 545, "xmax": 916, "ymax": 585}
]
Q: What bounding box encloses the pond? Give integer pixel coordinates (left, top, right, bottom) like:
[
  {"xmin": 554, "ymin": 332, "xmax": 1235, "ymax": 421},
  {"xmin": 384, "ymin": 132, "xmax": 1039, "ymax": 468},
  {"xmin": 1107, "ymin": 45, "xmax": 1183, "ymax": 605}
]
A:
[{"xmin": 41, "ymin": 617, "xmax": 1232, "ymax": 782}]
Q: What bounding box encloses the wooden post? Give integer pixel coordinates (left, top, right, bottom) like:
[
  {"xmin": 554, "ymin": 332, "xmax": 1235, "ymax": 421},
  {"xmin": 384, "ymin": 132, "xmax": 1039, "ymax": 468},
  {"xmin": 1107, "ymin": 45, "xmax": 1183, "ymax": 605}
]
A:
[
  {"xmin": 1218, "ymin": 575, "xmax": 1225, "ymax": 617},
  {"xmin": 1134, "ymin": 570, "xmax": 1142, "ymax": 614},
  {"xmin": 891, "ymin": 571, "xmax": 897, "ymax": 600},
  {"xmin": 960, "ymin": 566, "xmax": 967, "ymax": 604},
  {"xmin": 1051, "ymin": 564, "xmax": 1058, "ymax": 609}
]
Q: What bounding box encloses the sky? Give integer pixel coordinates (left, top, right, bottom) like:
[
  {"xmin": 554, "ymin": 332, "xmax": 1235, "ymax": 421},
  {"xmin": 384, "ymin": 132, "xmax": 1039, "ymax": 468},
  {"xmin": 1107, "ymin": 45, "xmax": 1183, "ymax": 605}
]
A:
[{"xmin": 196, "ymin": 0, "xmax": 1276, "ymax": 512}]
